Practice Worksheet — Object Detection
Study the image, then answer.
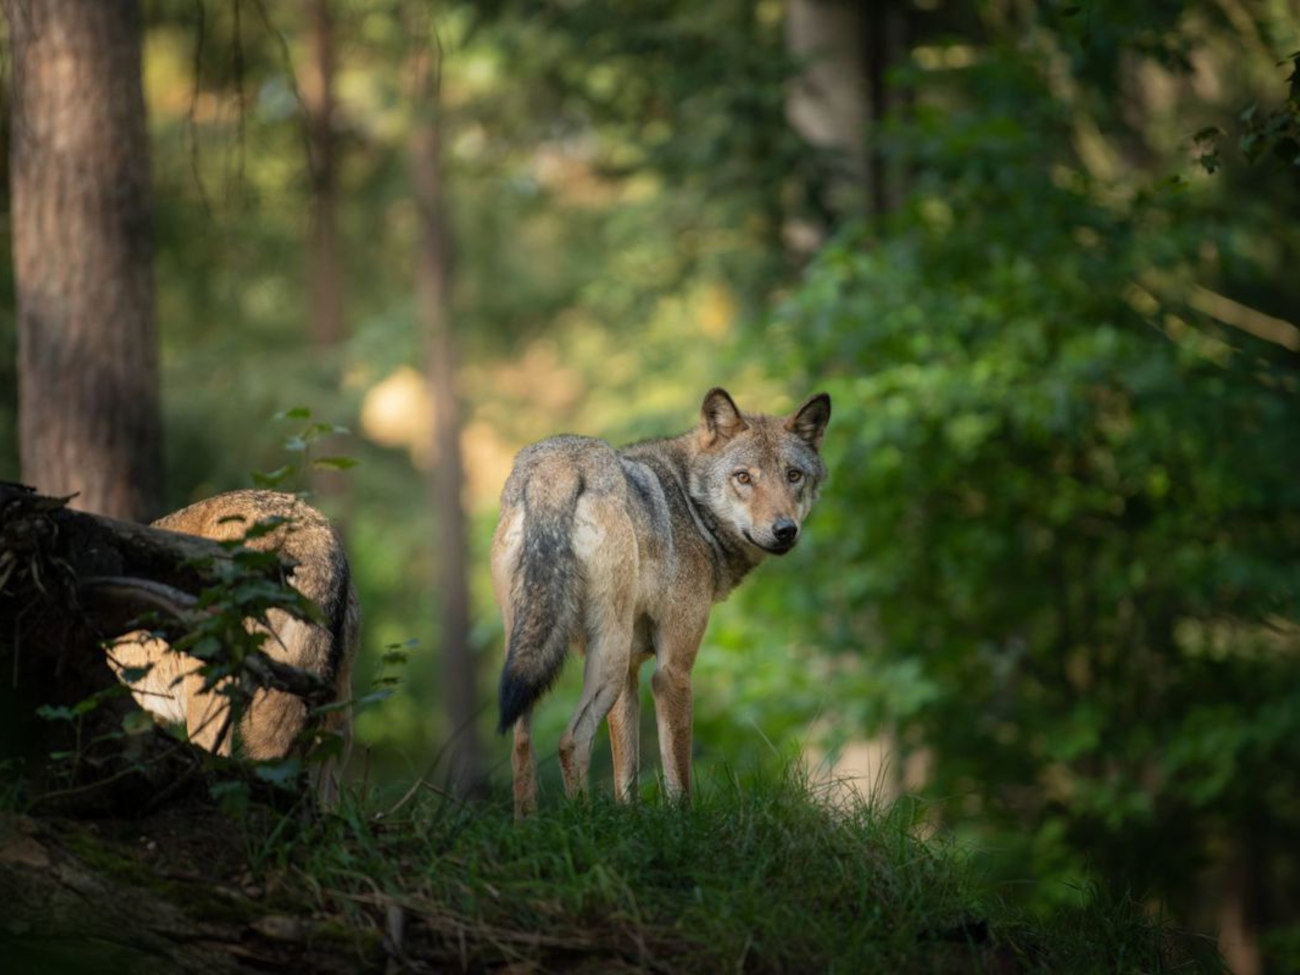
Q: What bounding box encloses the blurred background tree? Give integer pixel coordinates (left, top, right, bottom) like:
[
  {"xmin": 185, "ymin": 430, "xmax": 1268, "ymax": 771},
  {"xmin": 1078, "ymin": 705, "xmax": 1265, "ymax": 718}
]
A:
[
  {"xmin": 2, "ymin": 1, "xmax": 1298, "ymax": 970},
  {"xmin": 6, "ymin": 0, "xmax": 163, "ymax": 521}
]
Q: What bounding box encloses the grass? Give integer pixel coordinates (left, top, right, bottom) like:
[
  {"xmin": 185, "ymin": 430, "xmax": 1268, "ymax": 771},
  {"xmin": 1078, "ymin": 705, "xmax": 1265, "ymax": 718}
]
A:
[{"xmin": 241, "ymin": 765, "xmax": 1222, "ymax": 973}]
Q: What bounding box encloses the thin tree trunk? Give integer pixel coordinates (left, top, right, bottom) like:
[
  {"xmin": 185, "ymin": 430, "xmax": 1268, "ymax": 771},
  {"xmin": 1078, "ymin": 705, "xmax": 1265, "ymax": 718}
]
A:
[
  {"xmin": 410, "ymin": 32, "xmax": 484, "ymax": 798},
  {"xmin": 1218, "ymin": 831, "xmax": 1263, "ymax": 975},
  {"xmin": 304, "ymin": 0, "xmax": 343, "ymax": 351},
  {"xmin": 302, "ymin": 0, "xmax": 351, "ymax": 513},
  {"xmin": 785, "ymin": 0, "xmax": 909, "ymax": 226},
  {"xmin": 864, "ymin": 0, "xmax": 907, "ymax": 217},
  {"xmin": 6, "ymin": 0, "xmax": 162, "ymax": 522},
  {"xmin": 785, "ymin": 0, "xmax": 868, "ymax": 229}
]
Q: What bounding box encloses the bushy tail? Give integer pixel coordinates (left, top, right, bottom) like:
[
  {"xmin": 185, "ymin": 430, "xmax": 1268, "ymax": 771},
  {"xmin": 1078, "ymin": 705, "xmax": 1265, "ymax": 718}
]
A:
[{"xmin": 497, "ymin": 471, "xmax": 584, "ymax": 733}]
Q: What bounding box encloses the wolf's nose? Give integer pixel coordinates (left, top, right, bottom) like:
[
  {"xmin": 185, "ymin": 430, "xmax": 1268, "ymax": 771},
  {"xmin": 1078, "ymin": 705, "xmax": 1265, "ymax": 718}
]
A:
[{"xmin": 773, "ymin": 519, "xmax": 798, "ymax": 544}]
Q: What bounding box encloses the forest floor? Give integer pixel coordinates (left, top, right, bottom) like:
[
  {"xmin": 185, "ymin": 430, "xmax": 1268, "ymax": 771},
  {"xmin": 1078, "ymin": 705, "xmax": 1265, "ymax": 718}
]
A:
[{"xmin": 0, "ymin": 767, "xmax": 1223, "ymax": 974}]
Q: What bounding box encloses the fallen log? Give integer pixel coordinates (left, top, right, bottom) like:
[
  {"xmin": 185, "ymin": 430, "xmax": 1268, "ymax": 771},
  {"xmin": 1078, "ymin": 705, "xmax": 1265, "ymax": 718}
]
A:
[{"xmin": 0, "ymin": 482, "xmax": 331, "ymax": 813}]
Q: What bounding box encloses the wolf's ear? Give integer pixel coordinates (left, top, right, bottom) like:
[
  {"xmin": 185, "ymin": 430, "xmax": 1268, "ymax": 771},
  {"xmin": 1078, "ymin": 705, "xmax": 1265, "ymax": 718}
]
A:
[
  {"xmin": 786, "ymin": 392, "xmax": 831, "ymax": 451},
  {"xmin": 700, "ymin": 387, "xmax": 748, "ymax": 445}
]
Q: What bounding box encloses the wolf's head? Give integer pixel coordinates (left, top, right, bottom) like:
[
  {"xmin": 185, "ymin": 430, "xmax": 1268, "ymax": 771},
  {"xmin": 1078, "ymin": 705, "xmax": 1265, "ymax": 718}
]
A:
[{"xmin": 690, "ymin": 387, "xmax": 831, "ymax": 556}]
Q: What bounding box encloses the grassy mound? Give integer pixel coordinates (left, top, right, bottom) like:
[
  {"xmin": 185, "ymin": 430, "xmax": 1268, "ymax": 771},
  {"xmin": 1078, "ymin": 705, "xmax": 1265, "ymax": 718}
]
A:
[{"xmin": 246, "ymin": 768, "xmax": 1219, "ymax": 973}]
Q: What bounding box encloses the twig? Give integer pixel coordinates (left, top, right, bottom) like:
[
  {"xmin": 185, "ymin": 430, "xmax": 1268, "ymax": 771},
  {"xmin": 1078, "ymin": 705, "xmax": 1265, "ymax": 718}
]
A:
[{"xmin": 80, "ymin": 575, "xmax": 333, "ymax": 705}]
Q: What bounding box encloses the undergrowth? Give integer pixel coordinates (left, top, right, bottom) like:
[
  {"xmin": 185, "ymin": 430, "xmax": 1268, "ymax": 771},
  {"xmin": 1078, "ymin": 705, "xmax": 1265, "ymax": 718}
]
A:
[{"xmin": 247, "ymin": 766, "xmax": 1221, "ymax": 974}]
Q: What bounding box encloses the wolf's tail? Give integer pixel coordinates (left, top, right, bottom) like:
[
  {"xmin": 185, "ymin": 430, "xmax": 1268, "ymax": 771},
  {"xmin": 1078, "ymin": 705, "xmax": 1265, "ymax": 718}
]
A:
[{"xmin": 497, "ymin": 468, "xmax": 584, "ymax": 733}]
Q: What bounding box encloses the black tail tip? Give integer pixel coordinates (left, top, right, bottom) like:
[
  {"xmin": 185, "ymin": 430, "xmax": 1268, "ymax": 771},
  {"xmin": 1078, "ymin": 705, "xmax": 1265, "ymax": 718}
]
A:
[{"xmin": 497, "ymin": 671, "xmax": 534, "ymax": 735}]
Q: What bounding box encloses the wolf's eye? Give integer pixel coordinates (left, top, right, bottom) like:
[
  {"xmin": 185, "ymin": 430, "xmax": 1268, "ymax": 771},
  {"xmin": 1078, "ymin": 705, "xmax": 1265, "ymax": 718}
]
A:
[
  {"xmin": 787, "ymin": 468, "xmax": 804, "ymax": 484},
  {"xmin": 733, "ymin": 471, "xmax": 752, "ymax": 486}
]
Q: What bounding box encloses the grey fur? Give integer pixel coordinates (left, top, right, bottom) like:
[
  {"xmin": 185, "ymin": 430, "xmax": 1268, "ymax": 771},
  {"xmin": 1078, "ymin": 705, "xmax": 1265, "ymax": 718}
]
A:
[{"xmin": 492, "ymin": 389, "xmax": 832, "ymax": 815}]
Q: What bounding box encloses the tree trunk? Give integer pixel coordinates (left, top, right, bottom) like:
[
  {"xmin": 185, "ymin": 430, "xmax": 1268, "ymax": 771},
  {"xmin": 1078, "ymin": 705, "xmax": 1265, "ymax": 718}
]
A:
[
  {"xmin": 785, "ymin": 0, "xmax": 909, "ymax": 226},
  {"xmin": 302, "ymin": 0, "xmax": 352, "ymax": 514},
  {"xmin": 1218, "ymin": 831, "xmax": 1263, "ymax": 975},
  {"xmin": 304, "ymin": 0, "xmax": 343, "ymax": 351},
  {"xmin": 6, "ymin": 0, "xmax": 162, "ymax": 522},
  {"xmin": 863, "ymin": 1, "xmax": 908, "ymax": 217},
  {"xmin": 785, "ymin": 0, "xmax": 868, "ymax": 226},
  {"xmin": 410, "ymin": 35, "xmax": 485, "ymax": 798}
]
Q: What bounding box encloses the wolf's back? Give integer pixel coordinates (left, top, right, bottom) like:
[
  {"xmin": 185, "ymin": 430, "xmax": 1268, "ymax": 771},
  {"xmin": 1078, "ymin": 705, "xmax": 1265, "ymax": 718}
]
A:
[{"xmin": 496, "ymin": 455, "xmax": 586, "ymax": 733}]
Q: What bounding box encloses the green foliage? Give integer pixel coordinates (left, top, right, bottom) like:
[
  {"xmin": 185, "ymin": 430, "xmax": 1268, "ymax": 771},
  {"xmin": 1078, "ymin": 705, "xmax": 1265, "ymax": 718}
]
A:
[
  {"xmin": 250, "ymin": 407, "xmax": 354, "ymax": 491},
  {"xmin": 1239, "ymin": 53, "xmax": 1300, "ymax": 170},
  {"xmin": 737, "ymin": 8, "xmax": 1300, "ymax": 927},
  {"xmin": 481, "ymin": 0, "xmax": 819, "ymax": 307},
  {"xmin": 34, "ymin": 684, "xmax": 134, "ymax": 785}
]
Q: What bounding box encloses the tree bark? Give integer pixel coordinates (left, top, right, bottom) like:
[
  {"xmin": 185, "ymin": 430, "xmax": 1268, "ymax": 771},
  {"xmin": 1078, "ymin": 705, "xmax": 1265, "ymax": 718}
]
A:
[
  {"xmin": 785, "ymin": 0, "xmax": 869, "ymax": 225},
  {"xmin": 304, "ymin": 0, "xmax": 343, "ymax": 352},
  {"xmin": 785, "ymin": 0, "xmax": 909, "ymax": 226},
  {"xmin": 301, "ymin": 0, "xmax": 353, "ymax": 515},
  {"xmin": 410, "ymin": 34, "xmax": 485, "ymax": 799},
  {"xmin": 6, "ymin": 0, "xmax": 163, "ymax": 522},
  {"xmin": 864, "ymin": 0, "xmax": 908, "ymax": 217}
]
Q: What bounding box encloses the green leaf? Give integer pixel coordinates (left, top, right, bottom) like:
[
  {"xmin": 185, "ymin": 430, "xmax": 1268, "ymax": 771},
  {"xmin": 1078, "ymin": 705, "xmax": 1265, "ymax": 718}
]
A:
[
  {"xmin": 116, "ymin": 665, "xmax": 154, "ymax": 685},
  {"xmin": 36, "ymin": 705, "xmax": 77, "ymax": 722},
  {"xmin": 252, "ymin": 466, "xmax": 295, "ymax": 488},
  {"xmin": 353, "ymin": 688, "xmax": 395, "ymax": 709},
  {"xmin": 312, "ymin": 456, "xmax": 358, "ymax": 470},
  {"xmin": 122, "ymin": 711, "xmax": 156, "ymax": 735},
  {"xmin": 306, "ymin": 732, "xmax": 345, "ymax": 762},
  {"xmin": 210, "ymin": 780, "xmax": 250, "ymax": 818},
  {"xmin": 239, "ymin": 515, "xmax": 290, "ymax": 540},
  {"xmin": 253, "ymin": 758, "xmax": 303, "ymax": 788}
]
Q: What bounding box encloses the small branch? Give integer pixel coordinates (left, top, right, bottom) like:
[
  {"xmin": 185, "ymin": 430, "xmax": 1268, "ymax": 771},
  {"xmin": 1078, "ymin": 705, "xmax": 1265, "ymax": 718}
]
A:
[
  {"xmin": 1187, "ymin": 286, "xmax": 1300, "ymax": 353},
  {"xmin": 245, "ymin": 652, "xmax": 333, "ymax": 707},
  {"xmin": 79, "ymin": 575, "xmax": 334, "ymax": 707},
  {"xmin": 80, "ymin": 575, "xmax": 202, "ymax": 625},
  {"xmin": 26, "ymin": 735, "xmax": 198, "ymax": 811}
]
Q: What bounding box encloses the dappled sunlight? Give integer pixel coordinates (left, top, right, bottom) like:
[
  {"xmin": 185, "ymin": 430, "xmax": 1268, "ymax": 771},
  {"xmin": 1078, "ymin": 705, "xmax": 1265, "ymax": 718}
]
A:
[
  {"xmin": 803, "ymin": 733, "xmax": 933, "ymax": 815},
  {"xmin": 359, "ymin": 365, "xmax": 434, "ymax": 464}
]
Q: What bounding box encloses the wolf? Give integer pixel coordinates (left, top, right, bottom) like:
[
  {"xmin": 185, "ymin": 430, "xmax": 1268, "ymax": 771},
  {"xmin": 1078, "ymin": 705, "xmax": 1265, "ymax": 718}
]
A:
[
  {"xmin": 493, "ymin": 387, "xmax": 831, "ymax": 815},
  {"xmin": 108, "ymin": 490, "xmax": 359, "ymax": 803}
]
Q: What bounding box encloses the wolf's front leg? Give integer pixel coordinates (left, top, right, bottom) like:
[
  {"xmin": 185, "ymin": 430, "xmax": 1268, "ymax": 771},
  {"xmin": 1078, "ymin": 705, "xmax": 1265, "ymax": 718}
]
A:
[
  {"xmin": 607, "ymin": 669, "xmax": 641, "ymax": 802},
  {"xmin": 651, "ymin": 663, "xmax": 695, "ymax": 801},
  {"xmin": 651, "ymin": 616, "xmax": 706, "ymax": 801}
]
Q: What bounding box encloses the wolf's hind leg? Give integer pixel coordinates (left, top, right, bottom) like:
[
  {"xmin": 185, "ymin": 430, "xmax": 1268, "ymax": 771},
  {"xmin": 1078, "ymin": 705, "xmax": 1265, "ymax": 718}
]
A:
[
  {"xmin": 558, "ymin": 620, "xmax": 632, "ymax": 798},
  {"xmin": 558, "ymin": 495, "xmax": 635, "ymax": 799},
  {"xmin": 512, "ymin": 710, "xmax": 538, "ymax": 818},
  {"xmin": 607, "ymin": 667, "xmax": 641, "ymax": 802}
]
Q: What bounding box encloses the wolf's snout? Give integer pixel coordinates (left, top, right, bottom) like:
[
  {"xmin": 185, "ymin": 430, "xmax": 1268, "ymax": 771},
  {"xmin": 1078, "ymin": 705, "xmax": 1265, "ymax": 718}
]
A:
[{"xmin": 773, "ymin": 518, "xmax": 798, "ymax": 545}]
